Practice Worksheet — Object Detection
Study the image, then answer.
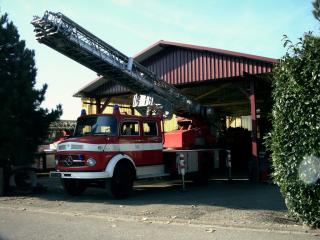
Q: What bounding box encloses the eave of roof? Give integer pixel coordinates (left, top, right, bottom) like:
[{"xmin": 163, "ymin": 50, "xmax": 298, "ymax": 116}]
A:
[
  {"xmin": 133, "ymin": 40, "xmax": 278, "ymax": 64},
  {"xmin": 73, "ymin": 76, "xmax": 105, "ymax": 97}
]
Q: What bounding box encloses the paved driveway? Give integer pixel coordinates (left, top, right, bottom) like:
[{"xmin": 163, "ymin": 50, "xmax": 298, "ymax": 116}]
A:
[{"xmin": 0, "ymin": 177, "xmax": 319, "ymax": 239}]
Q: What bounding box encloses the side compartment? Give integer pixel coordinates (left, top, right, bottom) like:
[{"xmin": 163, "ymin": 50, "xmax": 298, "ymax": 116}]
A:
[{"xmin": 163, "ymin": 149, "xmax": 223, "ymax": 178}]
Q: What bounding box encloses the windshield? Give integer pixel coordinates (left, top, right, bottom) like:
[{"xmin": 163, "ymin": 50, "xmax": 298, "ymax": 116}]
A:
[{"xmin": 73, "ymin": 116, "xmax": 118, "ymax": 137}]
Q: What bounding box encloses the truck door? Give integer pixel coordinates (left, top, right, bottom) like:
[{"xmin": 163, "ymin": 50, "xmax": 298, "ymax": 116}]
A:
[
  {"xmin": 119, "ymin": 121, "xmax": 144, "ymax": 165},
  {"xmin": 141, "ymin": 121, "xmax": 163, "ymax": 165}
]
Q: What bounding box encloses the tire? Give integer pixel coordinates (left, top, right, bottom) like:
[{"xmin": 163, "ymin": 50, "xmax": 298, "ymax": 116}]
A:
[
  {"xmin": 107, "ymin": 161, "xmax": 134, "ymax": 199},
  {"xmin": 62, "ymin": 179, "xmax": 87, "ymax": 196}
]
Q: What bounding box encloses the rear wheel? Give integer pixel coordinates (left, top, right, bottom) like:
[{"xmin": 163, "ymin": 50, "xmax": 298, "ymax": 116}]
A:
[
  {"xmin": 62, "ymin": 179, "xmax": 87, "ymax": 196},
  {"xmin": 107, "ymin": 161, "xmax": 134, "ymax": 199}
]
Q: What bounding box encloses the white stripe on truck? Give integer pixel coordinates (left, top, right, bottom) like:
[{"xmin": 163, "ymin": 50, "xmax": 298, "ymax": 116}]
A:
[{"xmin": 57, "ymin": 142, "xmax": 163, "ymax": 152}]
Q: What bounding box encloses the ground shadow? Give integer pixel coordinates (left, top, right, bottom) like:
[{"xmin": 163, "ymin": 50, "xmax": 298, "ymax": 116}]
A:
[{"xmin": 30, "ymin": 177, "xmax": 287, "ymax": 211}]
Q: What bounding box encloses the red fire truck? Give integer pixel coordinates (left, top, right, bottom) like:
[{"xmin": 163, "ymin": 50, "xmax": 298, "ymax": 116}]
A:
[
  {"xmin": 51, "ymin": 107, "xmax": 217, "ymax": 198},
  {"xmin": 32, "ymin": 11, "xmax": 223, "ymax": 198}
]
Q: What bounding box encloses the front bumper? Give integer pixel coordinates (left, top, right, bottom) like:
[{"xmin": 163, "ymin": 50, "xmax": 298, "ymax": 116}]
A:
[{"xmin": 50, "ymin": 171, "xmax": 111, "ymax": 179}]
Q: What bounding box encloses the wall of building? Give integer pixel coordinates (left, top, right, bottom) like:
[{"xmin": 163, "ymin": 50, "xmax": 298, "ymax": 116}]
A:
[{"xmin": 142, "ymin": 47, "xmax": 274, "ymax": 86}]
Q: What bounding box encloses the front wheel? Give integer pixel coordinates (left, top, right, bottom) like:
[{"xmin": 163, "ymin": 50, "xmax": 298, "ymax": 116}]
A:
[
  {"xmin": 62, "ymin": 179, "xmax": 87, "ymax": 196},
  {"xmin": 107, "ymin": 162, "xmax": 134, "ymax": 199}
]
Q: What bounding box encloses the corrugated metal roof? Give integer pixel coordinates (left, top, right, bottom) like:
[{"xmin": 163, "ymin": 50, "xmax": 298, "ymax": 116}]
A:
[
  {"xmin": 135, "ymin": 40, "xmax": 276, "ymax": 85},
  {"xmin": 75, "ymin": 40, "xmax": 277, "ymax": 98},
  {"xmin": 134, "ymin": 40, "xmax": 277, "ymax": 64}
]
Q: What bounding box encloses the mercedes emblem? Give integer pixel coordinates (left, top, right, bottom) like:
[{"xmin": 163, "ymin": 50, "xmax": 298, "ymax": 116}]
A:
[{"xmin": 64, "ymin": 155, "xmax": 73, "ymax": 166}]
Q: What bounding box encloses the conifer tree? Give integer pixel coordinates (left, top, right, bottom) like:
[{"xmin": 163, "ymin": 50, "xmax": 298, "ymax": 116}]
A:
[{"xmin": 0, "ymin": 13, "xmax": 62, "ymax": 168}]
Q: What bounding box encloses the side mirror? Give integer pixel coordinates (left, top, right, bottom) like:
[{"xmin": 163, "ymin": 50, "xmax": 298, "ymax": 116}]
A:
[{"xmin": 64, "ymin": 135, "xmax": 70, "ymax": 139}]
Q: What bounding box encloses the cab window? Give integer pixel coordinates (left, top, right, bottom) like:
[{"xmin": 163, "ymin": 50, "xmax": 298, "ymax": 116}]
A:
[
  {"xmin": 120, "ymin": 121, "xmax": 140, "ymax": 136},
  {"xmin": 74, "ymin": 116, "xmax": 117, "ymax": 137},
  {"xmin": 143, "ymin": 122, "xmax": 158, "ymax": 136}
]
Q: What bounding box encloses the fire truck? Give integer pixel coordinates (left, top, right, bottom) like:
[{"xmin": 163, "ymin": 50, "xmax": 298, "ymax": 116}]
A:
[{"xmin": 32, "ymin": 11, "xmax": 223, "ymax": 198}]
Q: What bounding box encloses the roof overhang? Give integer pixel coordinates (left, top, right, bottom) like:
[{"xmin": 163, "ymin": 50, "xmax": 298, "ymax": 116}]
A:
[
  {"xmin": 73, "ymin": 76, "xmax": 106, "ymax": 97},
  {"xmin": 134, "ymin": 40, "xmax": 277, "ymax": 64}
]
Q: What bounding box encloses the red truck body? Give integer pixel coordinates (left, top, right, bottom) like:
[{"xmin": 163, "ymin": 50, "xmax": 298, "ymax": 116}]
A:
[{"xmin": 51, "ymin": 109, "xmax": 219, "ymax": 198}]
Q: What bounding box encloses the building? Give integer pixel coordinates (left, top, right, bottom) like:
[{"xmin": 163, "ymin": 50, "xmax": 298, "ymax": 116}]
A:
[{"xmin": 74, "ymin": 40, "xmax": 277, "ymax": 179}]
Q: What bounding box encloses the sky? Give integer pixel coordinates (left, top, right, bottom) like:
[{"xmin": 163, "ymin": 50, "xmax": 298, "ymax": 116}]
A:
[{"xmin": 1, "ymin": 0, "xmax": 319, "ymax": 120}]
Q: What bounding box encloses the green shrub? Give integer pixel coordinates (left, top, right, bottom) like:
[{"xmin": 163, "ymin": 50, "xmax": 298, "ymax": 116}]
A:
[{"xmin": 268, "ymin": 33, "xmax": 320, "ymax": 228}]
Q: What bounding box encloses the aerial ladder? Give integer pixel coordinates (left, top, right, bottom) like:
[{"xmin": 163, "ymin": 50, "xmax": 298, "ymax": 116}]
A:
[{"xmin": 31, "ymin": 11, "xmax": 213, "ymax": 119}]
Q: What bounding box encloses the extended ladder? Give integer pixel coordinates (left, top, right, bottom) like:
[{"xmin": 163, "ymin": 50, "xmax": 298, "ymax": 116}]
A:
[{"xmin": 31, "ymin": 11, "xmax": 213, "ymax": 117}]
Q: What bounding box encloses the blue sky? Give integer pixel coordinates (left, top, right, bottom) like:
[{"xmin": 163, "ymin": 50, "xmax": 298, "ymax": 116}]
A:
[{"xmin": 1, "ymin": 0, "xmax": 319, "ymax": 119}]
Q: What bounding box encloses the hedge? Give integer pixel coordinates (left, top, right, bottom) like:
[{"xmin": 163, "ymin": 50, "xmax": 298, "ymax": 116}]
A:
[{"xmin": 268, "ymin": 33, "xmax": 320, "ymax": 227}]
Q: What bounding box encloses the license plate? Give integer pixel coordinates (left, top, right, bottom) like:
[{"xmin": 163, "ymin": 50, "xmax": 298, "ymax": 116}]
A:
[{"xmin": 50, "ymin": 172, "xmax": 61, "ymax": 178}]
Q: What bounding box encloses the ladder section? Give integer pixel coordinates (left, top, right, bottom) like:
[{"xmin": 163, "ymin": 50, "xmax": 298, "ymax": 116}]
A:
[{"xmin": 31, "ymin": 11, "xmax": 213, "ymax": 118}]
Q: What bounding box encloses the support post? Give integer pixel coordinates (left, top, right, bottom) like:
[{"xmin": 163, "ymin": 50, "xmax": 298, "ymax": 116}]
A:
[
  {"xmin": 226, "ymin": 150, "xmax": 232, "ymax": 182},
  {"xmin": 95, "ymin": 98, "xmax": 101, "ymax": 114},
  {"xmin": 100, "ymin": 97, "xmax": 111, "ymax": 113},
  {"xmin": 178, "ymin": 153, "xmax": 186, "ymax": 192},
  {"xmin": 250, "ymin": 79, "xmax": 259, "ymax": 181}
]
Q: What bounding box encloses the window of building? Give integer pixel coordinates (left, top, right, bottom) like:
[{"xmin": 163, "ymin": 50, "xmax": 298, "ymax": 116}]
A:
[{"xmin": 226, "ymin": 116, "xmax": 252, "ymax": 131}]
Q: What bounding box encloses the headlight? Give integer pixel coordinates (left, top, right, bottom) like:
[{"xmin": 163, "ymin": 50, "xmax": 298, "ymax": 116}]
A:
[
  {"xmin": 55, "ymin": 155, "xmax": 60, "ymax": 166},
  {"xmin": 86, "ymin": 158, "xmax": 96, "ymax": 167}
]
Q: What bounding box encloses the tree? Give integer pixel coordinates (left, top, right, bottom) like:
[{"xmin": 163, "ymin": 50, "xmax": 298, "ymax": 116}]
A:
[
  {"xmin": 313, "ymin": 0, "xmax": 320, "ymax": 21},
  {"xmin": 268, "ymin": 33, "xmax": 320, "ymax": 227},
  {"xmin": 0, "ymin": 13, "xmax": 62, "ymax": 169}
]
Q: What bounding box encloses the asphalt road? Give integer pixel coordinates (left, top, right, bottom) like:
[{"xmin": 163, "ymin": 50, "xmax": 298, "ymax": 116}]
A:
[
  {"xmin": 0, "ymin": 177, "xmax": 319, "ymax": 240},
  {"xmin": 0, "ymin": 207, "xmax": 319, "ymax": 240}
]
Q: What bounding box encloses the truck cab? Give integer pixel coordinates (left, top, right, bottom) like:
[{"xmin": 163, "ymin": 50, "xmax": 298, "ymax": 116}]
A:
[{"xmin": 52, "ymin": 109, "xmax": 164, "ymax": 198}]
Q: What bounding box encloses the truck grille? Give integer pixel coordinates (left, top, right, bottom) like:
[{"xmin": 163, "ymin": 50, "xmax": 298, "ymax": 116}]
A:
[
  {"xmin": 58, "ymin": 155, "xmax": 85, "ymax": 167},
  {"xmin": 59, "ymin": 161, "xmax": 85, "ymax": 167},
  {"xmin": 59, "ymin": 155, "xmax": 80, "ymax": 160}
]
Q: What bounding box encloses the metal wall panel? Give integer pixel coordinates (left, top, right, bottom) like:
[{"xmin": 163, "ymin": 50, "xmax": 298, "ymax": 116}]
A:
[{"xmin": 142, "ymin": 47, "xmax": 274, "ymax": 85}]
